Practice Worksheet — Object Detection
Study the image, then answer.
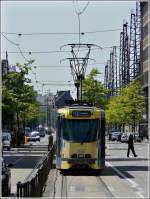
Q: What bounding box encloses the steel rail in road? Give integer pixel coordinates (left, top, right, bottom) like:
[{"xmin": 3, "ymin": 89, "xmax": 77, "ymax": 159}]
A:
[
  {"xmin": 96, "ymin": 176, "xmax": 114, "ymax": 197},
  {"xmin": 49, "ymin": 170, "xmax": 114, "ymax": 198},
  {"xmin": 61, "ymin": 175, "xmax": 68, "ymax": 198}
]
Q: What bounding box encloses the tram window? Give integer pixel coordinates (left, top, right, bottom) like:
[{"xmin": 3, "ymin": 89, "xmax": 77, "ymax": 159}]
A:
[{"xmin": 62, "ymin": 119, "xmax": 98, "ymax": 142}]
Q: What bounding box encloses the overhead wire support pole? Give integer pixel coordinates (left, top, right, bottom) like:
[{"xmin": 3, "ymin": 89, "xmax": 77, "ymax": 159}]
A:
[
  {"xmin": 60, "ymin": 57, "xmax": 96, "ymax": 100},
  {"xmin": 112, "ymin": 46, "xmax": 118, "ymax": 96},
  {"xmin": 60, "ymin": 43, "xmax": 99, "ymax": 100},
  {"xmin": 119, "ymin": 32, "xmax": 123, "ymax": 93},
  {"xmin": 135, "ymin": 1, "xmax": 141, "ymax": 76},
  {"xmin": 123, "ymin": 22, "xmax": 129, "ymax": 85},
  {"xmin": 120, "ymin": 22, "xmax": 130, "ymax": 88},
  {"xmin": 129, "ymin": 11, "xmax": 137, "ymax": 81}
]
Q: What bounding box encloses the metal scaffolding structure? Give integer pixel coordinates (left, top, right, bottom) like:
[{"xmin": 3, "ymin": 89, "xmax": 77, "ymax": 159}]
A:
[
  {"xmin": 122, "ymin": 22, "xmax": 130, "ymax": 86},
  {"xmin": 119, "ymin": 32, "xmax": 123, "ymax": 91},
  {"xmin": 118, "ymin": 22, "xmax": 130, "ymax": 91},
  {"xmin": 104, "ymin": 46, "xmax": 118, "ymax": 98},
  {"xmin": 104, "ymin": 62, "xmax": 109, "ymax": 90},
  {"xmin": 129, "ymin": 3, "xmax": 141, "ymax": 81},
  {"xmin": 118, "ymin": 3, "xmax": 141, "ymax": 92},
  {"xmin": 135, "ymin": 1, "xmax": 141, "ymax": 75},
  {"xmin": 129, "ymin": 12, "xmax": 137, "ymax": 81}
]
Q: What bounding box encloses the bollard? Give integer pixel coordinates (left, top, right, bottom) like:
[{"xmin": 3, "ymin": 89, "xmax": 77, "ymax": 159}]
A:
[
  {"xmin": 22, "ymin": 183, "xmax": 25, "ymax": 197},
  {"xmin": 20, "ymin": 183, "xmax": 23, "ymax": 197},
  {"xmin": 30, "ymin": 178, "xmax": 34, "ymax": 197},
  {"xmin": 48, "ymin": 135, "xmax": 53, "ymax": 151},
  {"xmin": 36, "ymin": 171, "xmax": 39, "ymax": 196},
  {"xmin": 26, "ymin": 181, "xmax": 30, "ymax": 197},
  {"xmin": 50, "ymin": 146, "xmax": 54, "ymax": 168},
  {"xmin": 24, "ymin": 136, "xmax": 28, "ymax": 144},
  {"xmin": 37, "ymin": 171, "xmax": 41, "ymax": 196},
  {"xmin": 17, "ymin": 181, "xmax": 21, "ymax": 197},
  {"xmin": 40, "ymin": 167, "xmax": 44, "ymax": 195},
  {"xmin": 25, "ymin": 182, "xmax": 28, "ymax": 197},
  {"xmin": 40, "ymin": 167, "xmax": 45, "ymax": 196}
]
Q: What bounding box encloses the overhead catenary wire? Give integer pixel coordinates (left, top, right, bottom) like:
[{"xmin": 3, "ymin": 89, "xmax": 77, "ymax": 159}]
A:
[
  {"xmin": 1, "ymin": 46, "xmax": 120, "ymax": 54},
  {"xmin": 37, "ymin": 83, "xmax": 74, "ymax": 86},
  {"xmin": 72, "ymin": 1, "xmax": 90, "ymax": 54},
  {"xmin": 1, "ymin": 33, "xmax": 19, "ymax": 46},
  {"xmin": 1, "ymin": 33, "xmax": 105, "ymax": 73},
  {"xmin": 28, "ymin": 62, "xmax": 107, "ymax": 68},
  {"xmin": 1, "ymin": 28, "xmax": 122, "ymax": 36},
  {"xmin": 32, "ymin": 80, "xmax": 73, "ymax": 83},
  {"xmin": 73, "ymin": 0, "xmax": 90, "ymax": 15},
  {"xmin": 1, "ymin": 33, "xmax": 40, "ymax": 92}
]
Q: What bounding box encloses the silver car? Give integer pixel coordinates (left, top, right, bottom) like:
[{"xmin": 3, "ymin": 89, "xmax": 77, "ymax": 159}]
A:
[
  {"xmin": 121, "ymin": 134, "xmax": 128, "ymax": 143},
  {"xmin": 27, "ymin": 131, "xmax": 40, "ymax": 142},
  {"xmin": 2, "ymin": 133, "xmax": 11, "ymax": 150}
]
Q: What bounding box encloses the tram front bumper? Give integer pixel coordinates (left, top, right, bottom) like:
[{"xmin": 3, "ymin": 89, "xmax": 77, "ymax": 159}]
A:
[{"xmin": 62, "ymin": 158, "xmax": 96, "ymax": 164}]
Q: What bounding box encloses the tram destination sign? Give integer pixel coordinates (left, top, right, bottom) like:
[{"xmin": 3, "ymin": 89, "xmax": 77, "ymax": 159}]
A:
[{"xmin": 72, "ymin": 111, "xmax": 91, "ymax": 117}]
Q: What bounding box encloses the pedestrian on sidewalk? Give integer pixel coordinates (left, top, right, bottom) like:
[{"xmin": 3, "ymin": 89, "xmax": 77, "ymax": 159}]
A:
[{"xmin": 127, "ymin": 133, "xmax": 138, "ymax": 157}]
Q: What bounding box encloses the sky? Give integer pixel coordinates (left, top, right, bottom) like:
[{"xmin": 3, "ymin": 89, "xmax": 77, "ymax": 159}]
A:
[{"xmin": 1, "ymin": 0, "xmax": 136, "ymax": 98}]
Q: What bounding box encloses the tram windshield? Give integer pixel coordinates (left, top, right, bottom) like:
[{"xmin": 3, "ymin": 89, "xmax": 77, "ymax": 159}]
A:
[{"xmin": 62, "ymin": 119, "xmax": 99, "ymax": 142}]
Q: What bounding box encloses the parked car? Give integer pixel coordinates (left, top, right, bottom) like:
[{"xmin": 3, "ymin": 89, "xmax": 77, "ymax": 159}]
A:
[
  {"xmin": 44, "ymin": 126, "xmax": 49, "ymax": 134},
  {"xmin": 134, "ymin": 134, "xmax": 142, "ymax": 142},
  {"xmin": 121, "ymin": 133, "xmax": 128, "ymax": 143},
  {"xmin": 109, "ymin": 131, "xmax": 122, "ymax": 141},
  {"xmin": 2, "ymin": 133, "xmax": 12, "ymax": 150},
  {"xmin": 2, "ymin": 158, "xmax": 13, "ymax": 196},
  {"xmin": 36, "ymin": 127, "xmax": 46, "ymax": 137},
  {"xmin": 39, "ymin": 129, "xmax": 46, "ymax": 137},
  {"xmin": 26, "ymin": 131, "xmax": 40, "ymax": 142}
]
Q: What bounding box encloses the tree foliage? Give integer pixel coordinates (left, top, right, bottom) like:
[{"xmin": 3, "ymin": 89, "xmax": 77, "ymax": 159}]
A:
[
  {"xmin": 2, "ymin": 61, "xmax": 39, "ymax": 129},
  {"xmin": 82, "ymin": 68, "xmax": 107, "ymax": 108},
  {"xmin": 105, "ymin": 80, "xmax": 146, "ymax": 126}
]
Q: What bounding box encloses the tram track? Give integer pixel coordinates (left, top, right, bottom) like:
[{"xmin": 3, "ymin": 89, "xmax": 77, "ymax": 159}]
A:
[
  {"xmin": 61, "ymin": 174, "xmax": 68, "ymax": 198},
  {"xmin": 59, "ymin": 171, "xmax": 114, "ymax": 198},
  {"xmin": 96, "ymin": 175, "xmax": 114, "ymax": 197},
  {"xmin": 52, "ymin": 170, "xmax": 58, "ymax": 198},
  {"xmin": 45, "ymin": 168, "xmax": 145, "ymax": 198}
]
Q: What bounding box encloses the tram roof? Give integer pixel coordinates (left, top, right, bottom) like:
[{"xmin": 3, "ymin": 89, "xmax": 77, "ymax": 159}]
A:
[{"xmin": 57, "ymin": 105, "xmax": 104, "ymax": 119}]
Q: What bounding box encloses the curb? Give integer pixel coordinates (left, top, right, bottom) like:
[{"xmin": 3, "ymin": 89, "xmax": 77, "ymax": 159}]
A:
[{"xmin": 106, "ymin": 157, "xmax": 148, "ymax": 161}]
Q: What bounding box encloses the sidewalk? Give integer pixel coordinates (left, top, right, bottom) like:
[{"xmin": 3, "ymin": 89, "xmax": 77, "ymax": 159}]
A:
[{"xmin": 106, "ymin": 140, "xmax": 149, "ymax": 161}]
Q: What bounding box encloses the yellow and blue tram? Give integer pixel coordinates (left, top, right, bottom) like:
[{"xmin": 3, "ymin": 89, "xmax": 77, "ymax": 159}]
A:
[{"xmin": 56, "ymin": 102, "xmax": 105, "ymax": 171}]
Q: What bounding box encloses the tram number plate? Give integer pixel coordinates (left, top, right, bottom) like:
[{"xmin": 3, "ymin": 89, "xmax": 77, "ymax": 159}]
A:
[{"xmin": 72, "ymin": 111, "xmax": 91, "ymax": 117}]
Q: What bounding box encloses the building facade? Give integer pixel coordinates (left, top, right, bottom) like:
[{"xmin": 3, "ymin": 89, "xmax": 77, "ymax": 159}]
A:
[
  {"xmin": 54, "ymin": 90, "xmax": 73, "ymax": 108},
  {"xmin": 1, "ymin": 59, "xmax": 9, "ymax": 76},
  {"xmin": 140, "ymin": 1, "xmax": 149, "ymax": 138}
]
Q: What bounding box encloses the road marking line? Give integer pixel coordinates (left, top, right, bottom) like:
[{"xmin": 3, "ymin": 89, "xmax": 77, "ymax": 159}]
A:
[
  {"xmin": 106, "ymin": 162, "xmax": 145, "ymax": 198},
  {"xmin": 13, "ymin": 156, "xmax": 25, "ymax": 165}
]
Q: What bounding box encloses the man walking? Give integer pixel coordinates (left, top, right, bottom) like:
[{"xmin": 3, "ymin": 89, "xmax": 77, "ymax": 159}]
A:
[{"xmin": 127, "ymin": 133, "xmax": 138, "ymax": 157}]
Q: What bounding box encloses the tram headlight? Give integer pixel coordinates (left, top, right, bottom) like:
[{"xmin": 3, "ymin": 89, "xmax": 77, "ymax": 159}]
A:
[{"xmin": 78, "ymin": 154, "xmax": 84, "ymax": 158}]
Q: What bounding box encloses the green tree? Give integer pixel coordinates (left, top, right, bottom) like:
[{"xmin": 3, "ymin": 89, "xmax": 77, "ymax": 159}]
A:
[
  {"xmin": 82, "ymin": 68, "xmax": 107, "ymax": 108},
  {"xmin": 105, "ymin": 80, "xmax": 145, "ymax": 132},
  {"xmin": 2, "ymin": 61, "xmax": 39, "ymax": 130}
]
